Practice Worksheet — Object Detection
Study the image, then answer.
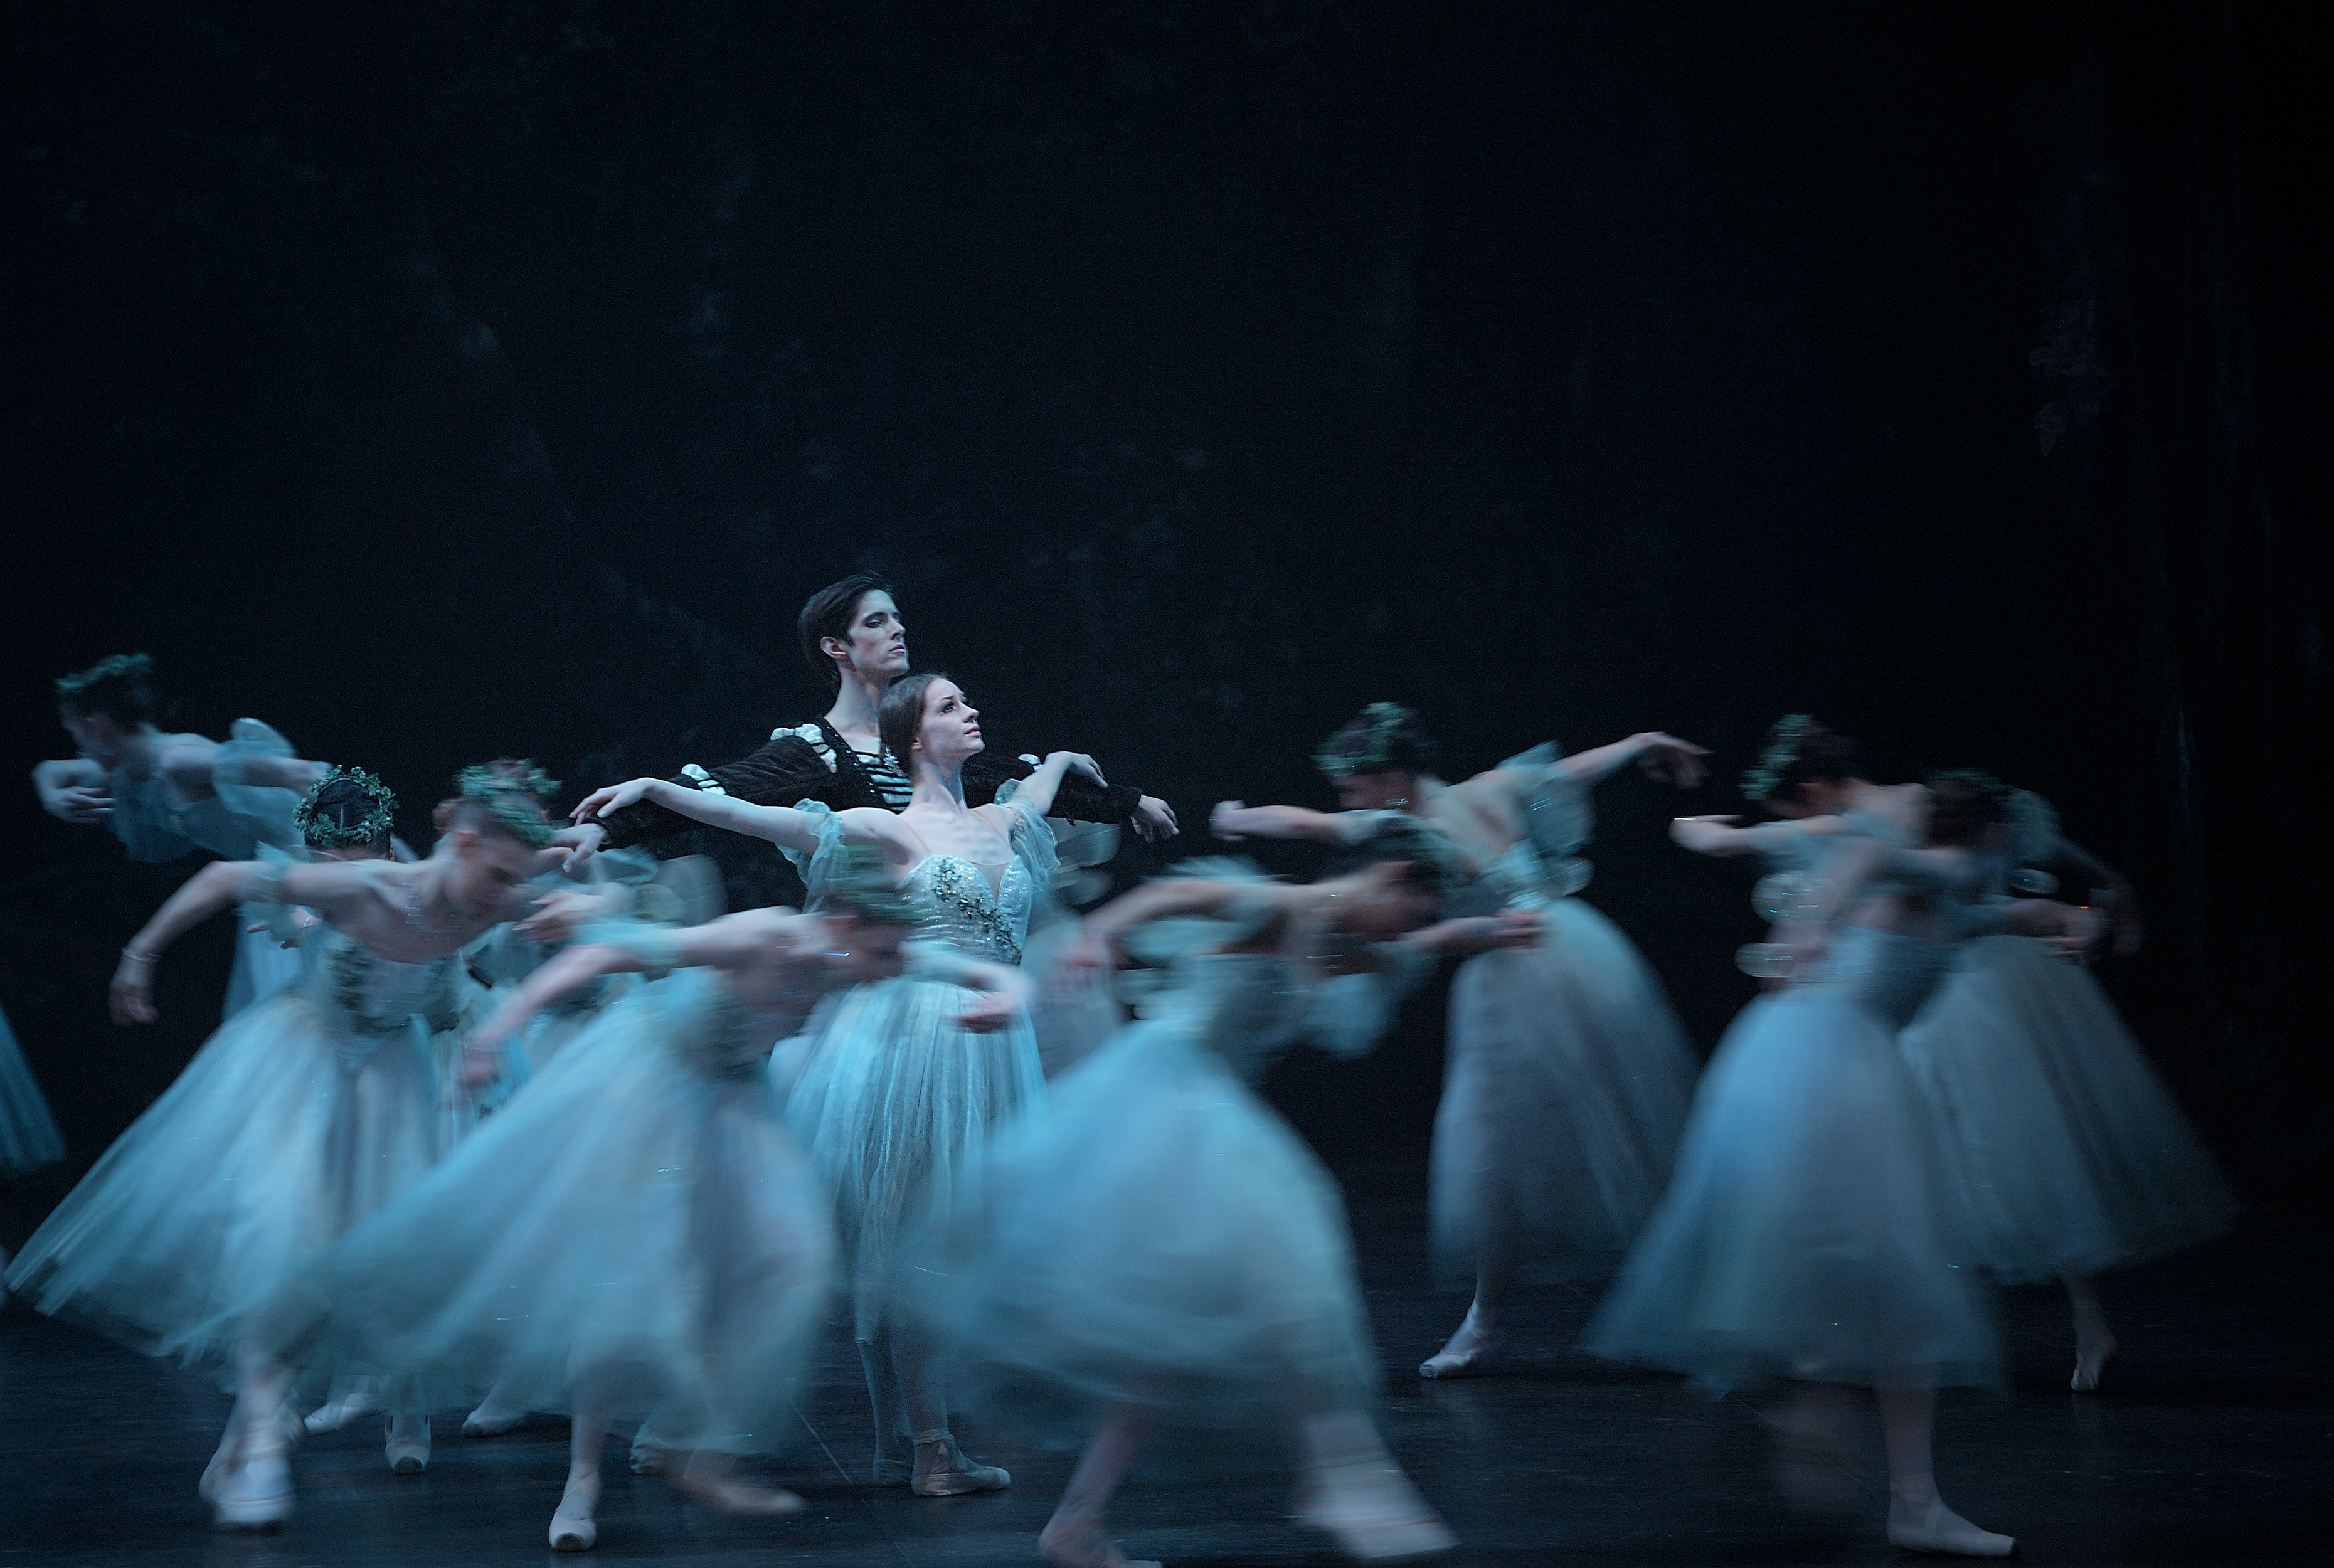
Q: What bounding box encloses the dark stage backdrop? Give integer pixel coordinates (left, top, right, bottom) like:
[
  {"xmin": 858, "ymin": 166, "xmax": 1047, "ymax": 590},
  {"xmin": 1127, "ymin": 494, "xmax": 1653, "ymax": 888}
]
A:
[{"xmin": 2, "ymin": 5, "xmax": 2325, "ymax": 1216}]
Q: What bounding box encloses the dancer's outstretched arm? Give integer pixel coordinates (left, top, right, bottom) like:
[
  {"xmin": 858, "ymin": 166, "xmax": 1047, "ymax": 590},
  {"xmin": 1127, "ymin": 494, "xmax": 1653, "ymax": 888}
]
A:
[
  {"xmin": 33, "ymin": 756, "xmax": 112, "ymax": 824},
  {"xmin": 992, "ymin": 751, "xmax": 1107, "ymax": 820},
  {"xmin": 1542, "ymin": 731, "xmax": 1710, "ymax": 788},
  {"xmin": 1208, "ymin": 801, "xmax": 1358, "ymax": 844},
  {"xmin": 108, "ymin": 858, "xmax": 399, "ymax": 1024},
  {"xmin": 573, "ymin": 776, "xmax": 914, "ymax": 859},
  {"xmin": 1670, "ymin": 813, "xmax": 1849, "ymax": 858}
]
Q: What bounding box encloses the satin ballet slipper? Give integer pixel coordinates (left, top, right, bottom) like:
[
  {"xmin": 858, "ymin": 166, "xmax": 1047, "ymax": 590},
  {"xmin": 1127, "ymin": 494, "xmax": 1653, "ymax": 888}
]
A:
[
  {"xmin": 1418, "ymin": 1328, "xmax": 1506, "ymax": 1380},
  {"xmin": 208, "ymin": 1420, "xmax": 294, "ymax": 1532},
  {"xmin": 302, "ymin": 1384, "xmax": 380, "ymax": 1435},
  {"xmin": 549, "ymin": 1471, "xmax": 599, "ymax": 1552},
  {"xmin": 1886, "ymin": 1495, "xmax": 2017, "ymax": 1557},
  {"xmin": 1040, "ymin": 1512, "xmax": 1162, "ymax": 1568},
  {"xmin": 462, "ymin": 1399, "xmax": 526, "ymax": 1438},
  {"xmin": 385, "ymin": 1412, "xmax": 430, "ymax": 1474},
  {"xmin": 1297, "ymin": 1458, "xmax": 1457, "ymax": 1562},
  {"xmin": 2071, "ymin": 1329, "xmax": 2118, "ymax": 1393},
  {"xmin": 911, "ymin": 1429, "xmax": 1011, "ymax": 1496},
  {"xmin": 667, "ymin": 1452, "xmax": 805, "ymax": 1517}
]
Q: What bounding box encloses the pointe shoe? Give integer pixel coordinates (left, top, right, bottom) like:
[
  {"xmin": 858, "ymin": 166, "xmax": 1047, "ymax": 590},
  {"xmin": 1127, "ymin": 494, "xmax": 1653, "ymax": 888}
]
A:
[
  {"xmin": 1887, "ymin": 1495, "xmax": 2017, "ymax": 1557},
  {"xmin": 385, "ymin": 1413, "xmax": 431, "ymax": 1475},
  {"xmin": 629, "ymin": 1438, "xmax": 673, "ymax": 1475},
  {"xmin": 1040, "ymin": 1513, "xmax": 1163, "ymax": 1568},
  {"xmin": 550, "ymin": 1473, "xmax": 599, "ymax": 1552},
  {"xmin": 462, "ymin": 1401, "xmax": 526, "ymax": 1439},
  {"xmin": 2071, "ymin": 1332, "xmax": 2118, "ymax": 1393},
  {"xmin": 1298, "ymin": 1460, "xmax": 1458, "ymax": 1562},
  {"xmin": 668, "ymin": 1460, "xmax": 806, "ymax": 1518},
  {"xmin": 911, "ymin": 1429, "xmax": 1011, "ymax": 1496},
  {"xmin": 1419, "ymin": 1328, "xmax": 1507, "ymax": 1380},
  {"xmin": 209, "ymin": 1428, "xmax": 295, "ymax": 1532},
  {"xmin": 304, "ymin": 1387, "xmax": 380, "ymax": 1435}
]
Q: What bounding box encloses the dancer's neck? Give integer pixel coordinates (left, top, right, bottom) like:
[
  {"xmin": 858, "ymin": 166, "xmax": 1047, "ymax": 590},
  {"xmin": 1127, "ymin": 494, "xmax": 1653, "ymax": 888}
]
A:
[
  {"xmin": 824, "ymin": 669, "xmax": 888, "ymax": 755},
  {"xmin": 906, "ymin": 759, "xmax": 970, "ymax": 814}
]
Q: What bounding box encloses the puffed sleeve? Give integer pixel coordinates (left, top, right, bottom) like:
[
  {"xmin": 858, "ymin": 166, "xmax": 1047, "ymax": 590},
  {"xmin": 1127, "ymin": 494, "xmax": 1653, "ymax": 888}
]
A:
[
  {"xmin": 989, "ymin": 780, "xmax": 1062, "ymax": 893},
  {"xmin": 777, "ymin": 798, "xmax": 854, "ymax": 909},
  {"xmin": 595, "ymin": 727, "xmax": 841, "ymax": 850},
  {"xmin": 212, "ymin": 718, "xmax": 307, "ymax": 849}
]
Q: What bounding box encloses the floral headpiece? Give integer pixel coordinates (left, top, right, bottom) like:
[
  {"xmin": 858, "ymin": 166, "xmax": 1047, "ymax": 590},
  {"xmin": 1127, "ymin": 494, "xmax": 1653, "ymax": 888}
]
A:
[
  {"xmin": 1739, "ymin": 714, "xmax": 1813, "ymax": 803},
  {"xmin": 56, "ymin": 652, "xmax": 155, "ymax": 697},
  {"xmin": 823, "ymin": 839, "xmax": 921, "ymax": 928},
  {"xmin": 1315, "ymin": 702, "xmax": 1419, "ymax": 778},
  {"xmin": 294, "ymin": 765, "xmax": 398, "ymax": 849},
  {"xmin": 454, "ymin": 760, "xmax": 561, "ymax": 847}
]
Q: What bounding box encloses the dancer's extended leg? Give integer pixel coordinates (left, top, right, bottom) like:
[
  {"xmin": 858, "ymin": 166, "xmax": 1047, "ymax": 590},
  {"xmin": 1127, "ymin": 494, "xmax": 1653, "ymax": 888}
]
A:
[
  {"xmin": 891, "ymin": 1324, "xmax": 1010, "ymax": 1495},
  {"xmin": 1876, "ymin": 1385, "xmax": 2013, "ymax": 1558},
  {"xmin": 550, "ymin": 1410, "xmax": 603, "ymax": 1552},
  {"xmin": 206, "ymin": 1345, "xmax": 295, "ymax": 1531},
  {"xmin": 2064, "ymin": 1271, "xmax": 2118, "ymax": 1392},
  {"xmin": 1296, "ymin": 1409, "xmax": 1455, "ymax": 1561},
  {"xmin": 859, "ymin": 1325, "xmax": 916, "ymax": 1484},
  {"xmin": 1040, "ymin": 1407, "xmax": 1160, "ymax": 1568}
]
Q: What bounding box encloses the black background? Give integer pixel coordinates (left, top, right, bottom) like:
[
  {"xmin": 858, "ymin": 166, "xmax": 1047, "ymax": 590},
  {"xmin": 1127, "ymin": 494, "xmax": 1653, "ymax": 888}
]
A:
[{"xmin": 3, "ymin": 4, "xmax": 2325, "ymax": 1216}]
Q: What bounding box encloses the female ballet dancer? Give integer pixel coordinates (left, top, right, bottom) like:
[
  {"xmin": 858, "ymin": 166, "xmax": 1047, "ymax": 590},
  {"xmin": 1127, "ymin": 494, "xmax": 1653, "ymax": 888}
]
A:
[
  {"xmin": 576, "ymin": 672, "xmax": 1100, "ymax": 1496},
  {"xmin": 254, "ymin": 847, "xmax": 982, "ymax": 1552},
  {"xmin": 1586, "ymin": 717, "xmax": 2092, "ymax": 1559},
  {"xmin": 1899, "ymin": 773, "xmax": 2236, "ymax": 1391},
  {"xmin": 555, "ymin": 571, "xmax": 1176, "ymax": 869},
  {"xmin": 903, "ymin": 827, "xmax": 1535, "ymax": 1568},
  {"xmin": 1211, "ymin": 702, "xmax": 1709, "ymax": 1377},
  {"xmin": 6, "ymin": 763, "xmax": 600, "ymax": 1528},
  {"xmin": 33, "ymin": 654, "xmax": 328, "ymax": 1019}
]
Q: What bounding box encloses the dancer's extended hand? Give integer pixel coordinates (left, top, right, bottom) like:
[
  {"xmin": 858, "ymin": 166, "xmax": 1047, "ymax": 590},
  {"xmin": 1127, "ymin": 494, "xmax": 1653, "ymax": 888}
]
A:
[
  {"xmin": 550, "ymin": 822, "xmax": 607, "ymax": 874},
  {"xmin": 573, "ymin": 777, "xmax": 659, "ymax": 824},
  {"xmin": 951, "ymin": 992, "xmax": 1022, "ymax": 1034},
  {"xmin": 1635, "ymin": 732, "xmax": 1712, "ymax": 787},
  {"xmin": 109, "ymin": 951, "xmax": 159, "ymax": 1025},
  {"xmin": 1209, "ymin": 800, "xmax": 1256, "ymax": 841},
  {"xmin": 1417, "ymin": 910, "xmax": 1543, "ymax": 958},
  {"xmin": 515, "ymin": 888, "xmax": 603, "ymax": 945},
  {"xmin": 45, "ymin": 784, "xmax": 114, "ymax": 824},
  {"xmin": 1046, "ymin": 751, "xmax": 1108, "ymax": 787},
  {"xmin": 1669, "ymin": 814, "xmax": 1740, "ymax": 854},
  {"xmin": 1131, "ymin": 795, "xmax": 1179, "ymax": 842}
]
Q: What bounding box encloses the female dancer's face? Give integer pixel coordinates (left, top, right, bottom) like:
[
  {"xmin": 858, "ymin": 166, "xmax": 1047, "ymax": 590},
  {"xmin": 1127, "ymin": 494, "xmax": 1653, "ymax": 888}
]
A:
[
  {"xmin": 911, "ymin": 679, "xmax": 985, "ymax": 770},
  {"xmin": 443, "ymin": 828, "xmax": 541, "ymax": 910},
  {"xmin": 825, "ymin": 591, "xmax": 910, "ymax": 681},
  {"xmin": 1336, "ymin": 861, "xmax": 1441, "ymax": 940},
  {"xmin": 1332, "ymin": 770, "xmax": 1417, "ymax": 812},
  {"xmin": 60, "ymin": 706, "xmax": 129, "ymax": 766}
]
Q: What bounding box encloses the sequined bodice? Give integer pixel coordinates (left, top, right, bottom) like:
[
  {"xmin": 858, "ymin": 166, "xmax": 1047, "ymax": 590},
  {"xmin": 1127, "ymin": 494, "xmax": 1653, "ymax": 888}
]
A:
[
  {"xmin": 292, "ymin": 924, "xmax": 469, "ymax": 1049},
  {"xmin": 903, "ymin": 854, "xmax": 1037, "ymax": 967}
]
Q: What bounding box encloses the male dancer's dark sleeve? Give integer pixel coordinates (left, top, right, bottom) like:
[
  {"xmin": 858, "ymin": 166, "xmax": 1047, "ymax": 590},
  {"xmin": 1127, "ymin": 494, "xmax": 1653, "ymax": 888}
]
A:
[
  {"xmin": 592, "ymin": 729, "xmax": 851, "ymax": 851},
  {"xmin": 961, "ymin": 755, "xmax": 1144, "ymax": 823}
]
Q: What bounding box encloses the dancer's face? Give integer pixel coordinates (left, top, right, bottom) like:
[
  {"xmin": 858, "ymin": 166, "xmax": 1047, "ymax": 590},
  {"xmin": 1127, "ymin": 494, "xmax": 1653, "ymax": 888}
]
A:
[
  {"xmin": 911, "ymin": 679, "xmax": 985, "ymax": 768},
  {"xmin": 824, "ymin": 916, "xmax": 910, "ymax": 983},
  {"xmin": 1332, "ymin": 770, "xmax": 1416, "ymax": 811},
  {"xmin": 60, "ymin": 706, "xmax": 129, "ymax": 766},
  {"xmin": 1332, "ymin": 861, "xmax": 1441, "ymax": 940},
  {"xmin": 442, "ymin": 827, "xmax": 540, "ymax": 910},
  {"xmin": 824, "ymin": 591, "xmax": 910, "ymax": 682}
]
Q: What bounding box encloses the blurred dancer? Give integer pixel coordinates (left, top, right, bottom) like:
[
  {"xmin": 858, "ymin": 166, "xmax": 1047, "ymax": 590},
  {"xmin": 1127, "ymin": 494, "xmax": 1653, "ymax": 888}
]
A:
[
  {"xmin": 33, "ymin": 654, "xmax": 327, "ymax": 1018},
  {"xmin": 1211, "ymin": 704, "xmax": 1708, "ymax": 1377},
  {"xmin": 0, "ymin": 1006, "xmax": 64, "ymax": 1189},
  {"xmin": 257, "ymin": 851, "xmax": 964, "ymax": 1552},
  {"xmin": 555, "ymin": 571, "xmax": 1175, "ymax": 869},
  {"xmin": 1587, "ymin": 717, "xmax": 2093, "ymax": 1558},
  {"xmin": 903, "ymin": 830, "xmax": 1526, "ymax": 1567},
  {"xmin": 578, "ymin": 673, "xmax": 1100, "ymax": 1496},
  {"xmin": 1901, "ymin": 773, "xmax": 2236, "ymax": 1391},
  {"xmin": 5, "ymin": 765, "xmax": 602, "ymax": 1529}
]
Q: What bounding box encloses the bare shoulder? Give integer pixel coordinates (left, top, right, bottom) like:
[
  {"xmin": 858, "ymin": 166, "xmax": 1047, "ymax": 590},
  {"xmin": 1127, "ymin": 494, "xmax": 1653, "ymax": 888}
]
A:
[{"xmin": 156, "ymin": 733, "xmax": 221, "ymax": 791}]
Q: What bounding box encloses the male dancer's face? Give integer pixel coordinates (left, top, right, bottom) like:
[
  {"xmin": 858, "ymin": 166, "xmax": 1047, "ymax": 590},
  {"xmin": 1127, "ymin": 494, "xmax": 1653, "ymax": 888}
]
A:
[{"xmin": 826, "ymin": 591, "xmax": 910, "ymax": 681}]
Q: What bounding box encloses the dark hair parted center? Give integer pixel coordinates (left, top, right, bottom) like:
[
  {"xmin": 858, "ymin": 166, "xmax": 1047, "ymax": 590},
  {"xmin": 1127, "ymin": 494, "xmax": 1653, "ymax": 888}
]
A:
[{"xmin": 797, "ymin": 572, "xmax": 897, "ymax": 692}]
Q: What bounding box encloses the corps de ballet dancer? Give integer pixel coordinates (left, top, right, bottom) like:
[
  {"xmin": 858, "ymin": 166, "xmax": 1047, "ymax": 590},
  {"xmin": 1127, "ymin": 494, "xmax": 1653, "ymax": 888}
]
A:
[
  {"xmin": 32, "ymin": 654, "xmax": 329, "ymax": 1019},
  {"xmin": 1899, "ymin": 772, "xmax": 2236, "ymax": 1391},
  {"xmin": 1585, "ymin": 717, "xmax": 2096, "ymax": 1558},
  {"xmin": 1211, "ymin": 702, "xmax": 1708, "ymax": 1377},
  {"xmin": 554, "ymin": 571, "xmax": 1176, "ymax": 872},
  {"xmin": 574, "ymin": 671, "xmax": 1106, "ymax": 1496},
  {"xmin": 898, "ymin": 825, "xmax": 1541, "ymax": 1568},
  {"xmin": 252, "ymin": 844, "xmax": 990, "ymax": 1552},
  {"xmin": 4, "ymin": 763, "xmax": 612, "ymax": 1529}
]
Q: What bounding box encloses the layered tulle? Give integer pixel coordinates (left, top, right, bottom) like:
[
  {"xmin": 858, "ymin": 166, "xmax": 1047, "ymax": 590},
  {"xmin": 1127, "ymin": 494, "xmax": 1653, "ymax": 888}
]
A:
[
  {"xmin": 1584, "ymin": 959, "xmax": 2001, "ymax": 1392},
  {"xmin": 903, "ymin": 953, "xmax": 1378, "ymax": 1431},
  {"xmin": 259, "ymin": 972, "xmax": 832, "ymax": 1453},
  {"xmin": 1900, "ymin": 935, "xmax": 2237, "ymax": 1282},
  {"xmin": 785, "ymin": 975, "xmax": 1044, "ymax": 1338},
  {"xmin": 5, "ymin": 955, "xmax": 448, "ymax": 1382},
  {"xmin": 0, "ymin": 1005, "xmax": 65, "ymax": 1180},
  {"xmin": 1431, "ymin": 898, "xmax": 1698, "ymax": 1286}
]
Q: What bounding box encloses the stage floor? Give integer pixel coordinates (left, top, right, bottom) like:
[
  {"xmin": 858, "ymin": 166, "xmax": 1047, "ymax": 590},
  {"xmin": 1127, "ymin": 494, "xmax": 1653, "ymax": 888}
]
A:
[{"xmin": 3, "ymin": 1161, "xmax": 2323, "ymax": 1566}]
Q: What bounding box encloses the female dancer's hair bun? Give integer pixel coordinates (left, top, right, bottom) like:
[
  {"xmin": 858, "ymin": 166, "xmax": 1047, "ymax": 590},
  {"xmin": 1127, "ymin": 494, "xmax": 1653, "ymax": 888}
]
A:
[
  {"xmin": 1314, "ymin": 702, "xmax": 1439, "ymax": 778},
  {"xmin": 1740, "ymin": 715, "xmax": 1858, "ymax": 805},
  {"xmin": 798, "ymin": 570, "xmax": 897, "ymax": 691},
  {"xmin": 296, "ymin": 765, "xmax": 399, "ymax": 850},
  {"xmin": 1343, "ymin": 812, "xmax": 1463, "ymax": 901},
  {"xmin": 55, "ymin": 652, "xmax": 158, "ymax": 724},
  {"xmin": 822, "ymin": 839, "xmax": 923, "ymax": 928}
]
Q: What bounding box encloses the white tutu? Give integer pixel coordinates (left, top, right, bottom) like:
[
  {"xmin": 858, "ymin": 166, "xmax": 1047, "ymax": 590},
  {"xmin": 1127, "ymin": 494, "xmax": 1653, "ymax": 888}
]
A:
[
  {"xmin": 1584, "ymin": 930, "xmax": 2000, "ymax": 1391},
  {"xmin": 1901, "ymin": 935, "xmax": 2236, "ymax": 1281},
  {"xmin": 1432, "ymin": 898, "xmax": 1698, "ymax": 1285},
  {"xmin": 5, "ymin": 926, "xmax": 460, "ymax": 1380},
  {"xmin": 261, "ymin": 970, "xmax": 833, "ymax": 1452},
  {"xmin": 904, "ymin": 951, "xmax": 1378, "ymax": 1429},
  {"xmin": 0, "ymin": 1005, "xmax": 65, "ymax": 1180}
]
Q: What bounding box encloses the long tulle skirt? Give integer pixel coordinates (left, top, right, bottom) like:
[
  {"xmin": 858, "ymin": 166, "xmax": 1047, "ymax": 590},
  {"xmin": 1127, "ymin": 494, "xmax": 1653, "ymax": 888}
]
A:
[
  {"xmin": 902, "ymin": 1013, "xmax": 1379, "ymax": 1432},
  {"xmin": 1583, "ymin": 990, "xmax": 2000, "ymax": 1391},
  {"xmin": 0, "ymin": 1005, "xmax": 65, "ymax": 1180},
  {"xmin": 260, "ymin": 980, "xmax": 832, "ymax": 1453},
  {"xmin": 1899, "ymin": 936, "xmax": 2236, "ymax": 1282},
  {"xmin": 223, "ymin": 921, "xmax": 304, "ymax": 1022},
  {"xmin": 785, "ymin": 973, "xmax": 1043, "ymax": 1340},
  {"xmin": 1431, "ymin": 899, "xmax": 1699, "ymax": 1286},
  {"xmin": 4, "ymin": 992, "xmax": 443, "ymax": 1381}
]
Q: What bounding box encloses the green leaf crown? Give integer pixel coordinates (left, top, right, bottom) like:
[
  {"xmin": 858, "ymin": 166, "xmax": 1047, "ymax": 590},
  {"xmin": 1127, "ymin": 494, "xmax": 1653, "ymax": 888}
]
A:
[
  {"xmin": 1739, "ymin": 714, "xmax": 1813, "ymax": 803},
  {"xmin": 294, "ymin": 765, "xmax": 399, "ymax": 849},
  {"xmin": 1315, "ymin": 701, "xmax": 1418, "ymax": 778},
  {"xmin": 56, "ymin": 652, "xmax": 155, "ymax": 697},
  {"xmin": 455, "ymin": 760, "xmax": 561, "ymax": 847}
]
